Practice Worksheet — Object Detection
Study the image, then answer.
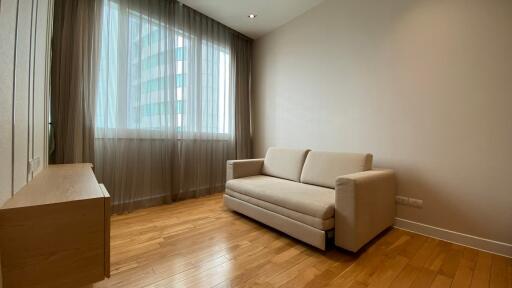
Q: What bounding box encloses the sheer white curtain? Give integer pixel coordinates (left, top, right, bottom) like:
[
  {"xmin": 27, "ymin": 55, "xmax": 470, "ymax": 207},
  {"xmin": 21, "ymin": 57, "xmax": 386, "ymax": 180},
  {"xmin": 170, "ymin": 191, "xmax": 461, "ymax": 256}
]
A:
[{"xmin": 94, "ymin": 0, "xmax": 250, "ymax": 213}]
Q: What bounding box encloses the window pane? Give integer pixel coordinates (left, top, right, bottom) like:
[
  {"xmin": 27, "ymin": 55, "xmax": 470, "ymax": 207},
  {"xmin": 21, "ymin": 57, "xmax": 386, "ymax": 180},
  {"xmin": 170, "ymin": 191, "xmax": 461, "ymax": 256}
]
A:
[{"xmin": 96, "ymin": 1, "xmax": 232, "ymax": 136}]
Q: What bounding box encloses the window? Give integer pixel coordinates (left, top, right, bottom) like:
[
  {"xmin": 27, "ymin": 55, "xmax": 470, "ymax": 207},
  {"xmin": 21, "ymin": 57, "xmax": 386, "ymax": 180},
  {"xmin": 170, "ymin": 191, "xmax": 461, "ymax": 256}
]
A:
[{"xmin": 96, "ymin": 1, "xmax": 232, "ymax": 137}]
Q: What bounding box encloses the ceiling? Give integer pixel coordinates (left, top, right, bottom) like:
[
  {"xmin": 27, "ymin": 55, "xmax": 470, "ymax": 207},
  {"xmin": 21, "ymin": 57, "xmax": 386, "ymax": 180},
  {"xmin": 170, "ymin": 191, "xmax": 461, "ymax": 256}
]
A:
[{"xmin": 178, "ymin": 0, "xmax": 325, "ymax": 39}]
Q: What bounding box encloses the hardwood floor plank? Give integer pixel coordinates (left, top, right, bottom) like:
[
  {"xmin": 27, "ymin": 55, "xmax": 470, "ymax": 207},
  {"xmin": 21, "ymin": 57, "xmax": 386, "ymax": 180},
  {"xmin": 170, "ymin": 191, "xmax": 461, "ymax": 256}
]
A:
[
  {"xmin": 302, "ymin": 253, "xmax": 356, "ymax": 288},
  {"xmin": 389, "ymin": 264, "xmax": 420, "ymax": 288},
  {"xmin": 409, "ymin": 238, "xmax": 439, "ymax": 268},
  {"xmin": 430, "ymin": 274, "xmax": 452, "ymax": 288},
  {"xmin": 353, "ymin": 230, "xmax": 407, "ymax": 285},
  {"xmin": 508, "ymin": 259, "xmax": 512, "ymax": 288},
  {"xmin": 325, "ymin": 234, "xmax": 394, "ymax": 287},
  {"xmin": 425, "ymin": 241, "xmax": 451, "ymax": 272},
  {"xmin": 220, "ymin": 245, "xmax": 311, "ymax": 287},
  {"xmin": 471, "ymin": 251, "xmax": 493, "ymax": 288},
  {"xmin": 264, "ymin": 253, "xmax": 324, "ymax": 287},
  {"xmin": 439, "ymin": 244, "xmax": 463, "ymax": 278},
  {"xmin": 88, "ymin": 193, "xmax": 507, "ymax": 288},
  {"xmin": 399, "ymin": 233, "xmax": 428, "ymax": 260},
  {"xmin": 367, "ymin": 255, "xmax": 408, "ymax": 288},
  {"xmin": 490, "ymin": 254, "xmax": 509, "ymax": 288},
  {"xmin": 451, "ymin": 248, "xmax": 477, "ymax": 288},
  {"xmin": 151, "ymin": 238, "xmax": 291, "ymax": 287},
  {"xmin": 409, "ymin": 267, "xmax": 437, "ymax": 288},
  {"xmin": 349, "ymin": 281, "xmax": 369, "ymax": 288}
]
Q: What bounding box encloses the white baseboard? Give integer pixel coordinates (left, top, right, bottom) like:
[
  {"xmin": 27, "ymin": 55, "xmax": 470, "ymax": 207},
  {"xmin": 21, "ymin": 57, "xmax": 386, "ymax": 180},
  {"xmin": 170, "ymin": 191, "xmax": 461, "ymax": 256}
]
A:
[{"xmin": 394, "ymin": 218, "xmax": 512, "ymax": 258}]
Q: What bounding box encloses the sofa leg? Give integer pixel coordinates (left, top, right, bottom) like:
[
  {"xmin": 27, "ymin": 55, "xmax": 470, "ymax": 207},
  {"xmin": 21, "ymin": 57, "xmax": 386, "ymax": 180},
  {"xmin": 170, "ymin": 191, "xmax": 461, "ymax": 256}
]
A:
[{"xmin": 325, "ymin": 229, "xmax": 335, "ymax": 249}]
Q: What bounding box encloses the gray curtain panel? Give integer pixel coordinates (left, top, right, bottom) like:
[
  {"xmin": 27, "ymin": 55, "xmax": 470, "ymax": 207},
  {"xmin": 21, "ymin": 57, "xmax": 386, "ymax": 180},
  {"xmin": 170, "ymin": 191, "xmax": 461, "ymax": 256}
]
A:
[
  {"xmin": 232, "ymin": 34, "xmax": 253, "ymax": 160},
  {"xmin": 51, "ymin": 0, "xmax": 253, "ymax": 213},
  {"xmin": 51, "ymin": 0, "xmax": 102, "ymax": 164}
]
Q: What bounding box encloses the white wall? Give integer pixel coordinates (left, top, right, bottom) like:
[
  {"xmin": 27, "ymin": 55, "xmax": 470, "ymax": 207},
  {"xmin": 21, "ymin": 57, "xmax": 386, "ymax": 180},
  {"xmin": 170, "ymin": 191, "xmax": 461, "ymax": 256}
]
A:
[
  {"xmin": 253, "ymin": 0, "xmax": 512, "ymax": 249},
  {"xmin": 0, "ymin": 0, "xmax": 53, "ymax": 207},
  {"xmin": 0, "ymin": 0, "xmax": 18, "ymax": 206},
  {"xmin": 1, "ymin": 1, "xmax": 53, "ymax": 285}
]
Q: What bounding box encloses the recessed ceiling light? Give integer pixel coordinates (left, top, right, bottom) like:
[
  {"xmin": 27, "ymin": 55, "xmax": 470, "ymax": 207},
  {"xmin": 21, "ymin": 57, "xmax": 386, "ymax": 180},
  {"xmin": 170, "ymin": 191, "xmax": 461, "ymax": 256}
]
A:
[{"xmin": 248, "ymin": 14, "xmax": 257, "ymax": 19}]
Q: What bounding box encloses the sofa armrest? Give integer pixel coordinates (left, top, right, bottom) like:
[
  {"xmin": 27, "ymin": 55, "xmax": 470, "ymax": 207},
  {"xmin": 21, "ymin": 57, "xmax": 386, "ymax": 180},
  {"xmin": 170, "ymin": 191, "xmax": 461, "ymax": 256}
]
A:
[
  {"xmin": 226, "ymin": 159, "xmax": 265, "ymax": 181},
  {"xmin": 334, "ymin": 169, "xmax": 396, "ymax": 252}
]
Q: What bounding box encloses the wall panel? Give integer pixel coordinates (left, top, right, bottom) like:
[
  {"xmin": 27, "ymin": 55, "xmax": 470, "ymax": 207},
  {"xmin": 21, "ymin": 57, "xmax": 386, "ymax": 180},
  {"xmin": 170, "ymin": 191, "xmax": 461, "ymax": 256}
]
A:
[
  {"xmin": 0, "ymin": 0, "xmax": 53, "ymax": 200},
  {"xmin": 1, "ymin": 0, "xmax": 55, "ymax": 285},
  {"xmin": 0, "ymin": 0, "xmax": 18, "ymax": 207}
]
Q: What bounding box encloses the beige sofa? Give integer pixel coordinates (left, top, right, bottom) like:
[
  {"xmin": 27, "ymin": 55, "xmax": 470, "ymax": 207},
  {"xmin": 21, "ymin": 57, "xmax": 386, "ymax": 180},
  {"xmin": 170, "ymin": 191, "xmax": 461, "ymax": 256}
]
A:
[{"xmin": 224, "ymin": 147, "xmax": 396, "ymax": 251}]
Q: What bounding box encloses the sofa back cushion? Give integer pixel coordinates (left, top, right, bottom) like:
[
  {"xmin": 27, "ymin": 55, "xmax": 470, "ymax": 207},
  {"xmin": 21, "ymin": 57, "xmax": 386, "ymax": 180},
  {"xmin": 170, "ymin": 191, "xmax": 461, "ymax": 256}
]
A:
[
  {"xmin": 262, "ymin": 147, "xmax": 311, "ymax": 182},
  {"xmin": 300, "ymin": 151, "xmax": 372, "ymax": 188}
]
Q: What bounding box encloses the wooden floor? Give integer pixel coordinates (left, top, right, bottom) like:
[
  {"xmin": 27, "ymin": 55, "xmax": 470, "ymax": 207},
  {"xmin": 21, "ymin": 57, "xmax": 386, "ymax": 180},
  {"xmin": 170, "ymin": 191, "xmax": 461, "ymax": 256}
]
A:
[{"xmin": 93, "ymin": 193, "xmax": 511, "ymax": 288}]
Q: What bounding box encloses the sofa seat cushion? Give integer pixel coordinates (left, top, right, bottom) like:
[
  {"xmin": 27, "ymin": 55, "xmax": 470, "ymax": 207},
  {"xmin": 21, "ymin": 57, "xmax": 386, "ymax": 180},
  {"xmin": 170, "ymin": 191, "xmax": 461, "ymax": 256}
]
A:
[
  {"xmin": 225, "ymin": 190, "xmax": 334, "ymax": 230},
  {"xmin": 226, "ymin": 175, "xmax": 335, "ymax": 220}
]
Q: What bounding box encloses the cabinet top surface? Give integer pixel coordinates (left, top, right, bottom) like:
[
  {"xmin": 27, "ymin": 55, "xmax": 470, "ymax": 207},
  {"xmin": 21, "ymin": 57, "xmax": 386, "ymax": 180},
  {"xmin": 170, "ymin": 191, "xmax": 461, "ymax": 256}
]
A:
[{"xmin": 1, "ymin": 163, "xmax": 105, "ymax": 209}]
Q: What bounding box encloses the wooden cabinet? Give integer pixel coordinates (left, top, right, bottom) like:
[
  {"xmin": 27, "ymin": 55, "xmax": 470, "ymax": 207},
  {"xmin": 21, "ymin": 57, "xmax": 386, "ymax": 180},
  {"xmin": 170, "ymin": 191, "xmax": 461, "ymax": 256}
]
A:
[{"xmin": 0, "ymin": 164, "xmax": 110, "ymax": 288}]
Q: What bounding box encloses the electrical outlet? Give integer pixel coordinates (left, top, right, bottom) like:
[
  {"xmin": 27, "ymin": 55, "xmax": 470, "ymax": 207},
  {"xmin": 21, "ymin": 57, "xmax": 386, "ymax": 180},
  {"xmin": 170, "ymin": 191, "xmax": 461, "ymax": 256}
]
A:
[
  {"xmin": 395, "ymin": 195, "xmax": 409, "ymax": 205},
  {"xmin": 408, "ymin": 198, "xmax": 423, "ymax": 208},
  {"xmin": 396, "ymin": 195, "xmax": 423, "ymax": 208}
]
